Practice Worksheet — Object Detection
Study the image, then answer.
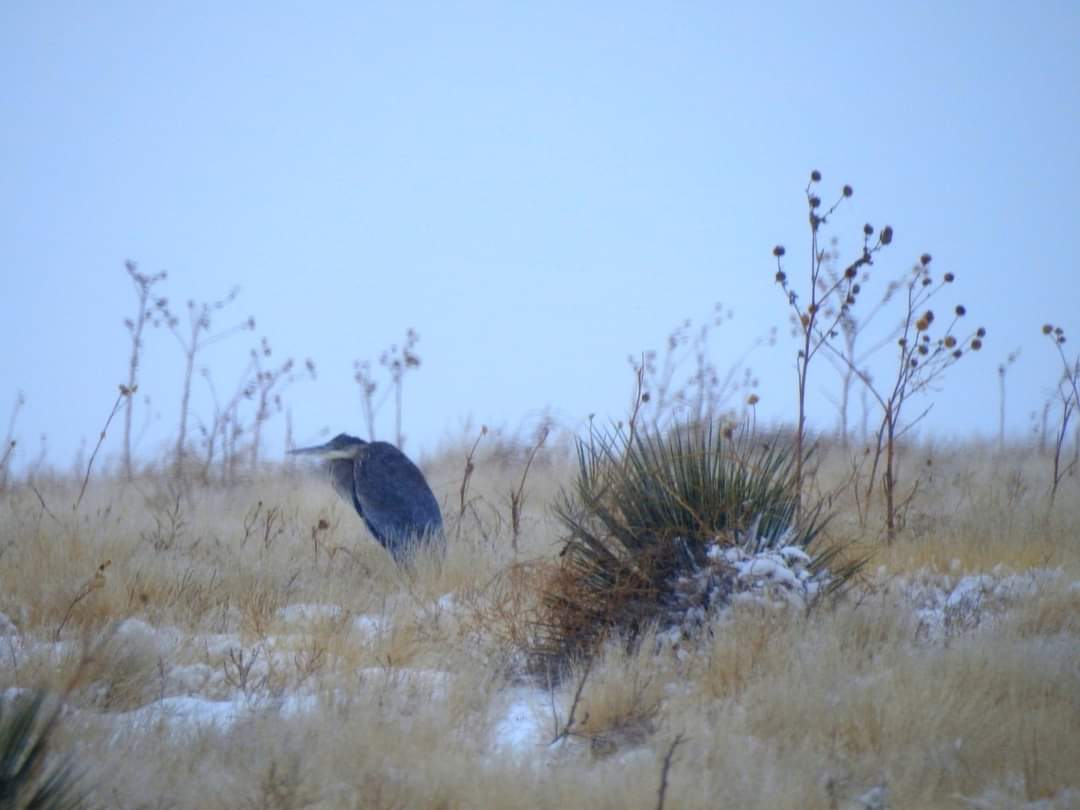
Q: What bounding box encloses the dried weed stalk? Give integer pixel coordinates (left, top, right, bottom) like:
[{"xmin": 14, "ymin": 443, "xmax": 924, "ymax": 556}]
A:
[
  {"xmin": 353, "ymin": 328, "xmax": 422, "ymax": 447},
  {"xmin": 121, "ymin": 261, "xmax": 167, "ymax": 480},
  {"xmin": 1040, "ymin": 323, "xmax": 1080, "ymax": 507},
  {"xmin": 0, "ymin": 391, "xmax": 24, "ymax": 493},
  {"xmin": 157, "ymin": 287, "xmax": 254, "ymax": 472},
  {"xmin": 772, "ymin": 171, "xmax": 888, "ymax": 521}
]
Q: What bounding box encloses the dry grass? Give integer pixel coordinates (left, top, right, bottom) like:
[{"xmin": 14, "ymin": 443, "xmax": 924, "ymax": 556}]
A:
[{"xmin": 1, "ymin": 439, "xmax": 1078, "ymax": 809}]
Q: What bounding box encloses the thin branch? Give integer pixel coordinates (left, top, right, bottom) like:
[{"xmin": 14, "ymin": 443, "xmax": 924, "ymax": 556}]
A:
[
  {"xmin": 656, "ymin": 733, "xmax": 686, "ymax": 810},
  {"xmin": 74, "ymin": 387, "xmax": 129, "ymax": 512}
]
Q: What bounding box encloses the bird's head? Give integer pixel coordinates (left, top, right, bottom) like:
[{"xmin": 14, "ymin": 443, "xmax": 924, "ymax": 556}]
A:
[{"xmin": 288, "ymin": 433, "xmax": 367, "ymax": 460}]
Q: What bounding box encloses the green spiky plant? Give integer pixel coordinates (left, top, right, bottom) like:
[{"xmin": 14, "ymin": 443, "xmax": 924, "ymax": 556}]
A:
[
  {"xmin": 0, "ymin": 691, "xmax": 90, "ymax": 810},
  {"xmin": 532, "ymin": 420, "xmax": 862, "ymax": 672}
]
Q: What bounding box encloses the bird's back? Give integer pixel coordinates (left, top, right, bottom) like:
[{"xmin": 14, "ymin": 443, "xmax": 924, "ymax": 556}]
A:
[{"xmin": 352, "ymin": 442, "xmax": 443, "ymax": 560}]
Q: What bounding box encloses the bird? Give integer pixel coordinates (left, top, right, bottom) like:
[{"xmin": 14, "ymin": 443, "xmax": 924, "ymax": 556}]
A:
[{"xmin": 288, "ymin": 433, "xmax": 443, "ymax": 563}]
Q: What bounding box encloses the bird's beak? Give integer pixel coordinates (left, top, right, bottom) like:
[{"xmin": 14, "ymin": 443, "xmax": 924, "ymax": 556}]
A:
[{"xmin": 287, "ymin": 442, "xmax": 354, "ymax": 460}]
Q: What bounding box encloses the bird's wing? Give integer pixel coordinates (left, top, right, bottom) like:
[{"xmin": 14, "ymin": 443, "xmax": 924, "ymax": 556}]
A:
[{"xmin": 351, "ymin": 443, "xmax": 443, "ymax": 547}]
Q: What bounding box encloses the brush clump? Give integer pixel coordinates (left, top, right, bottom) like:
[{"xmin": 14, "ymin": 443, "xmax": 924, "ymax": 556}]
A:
[{"xmin": 533, "ymin": 421, "xmax": 858, "ymax": 672}]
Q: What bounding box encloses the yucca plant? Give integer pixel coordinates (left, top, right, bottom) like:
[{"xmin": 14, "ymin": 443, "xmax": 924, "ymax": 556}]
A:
[
  {"xmin": 0, "ymin": 691, "xmax": 90, "ymax": 810},
  {"xmin": 532, "ymin": 420, "xmax": 857, "ymax": 672}
]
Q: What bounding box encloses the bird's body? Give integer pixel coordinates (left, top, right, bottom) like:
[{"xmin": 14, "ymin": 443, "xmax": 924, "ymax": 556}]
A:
[{"xmin": 290, "ymin": 434, "xmax": 443, "ymax": 563}]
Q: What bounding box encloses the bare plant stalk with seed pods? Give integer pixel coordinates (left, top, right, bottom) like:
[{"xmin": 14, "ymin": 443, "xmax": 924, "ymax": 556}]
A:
[
  {"xmin": 157, "ymin": 290, "xmax": 255, "ymax": 474},
  {"xmin": 1040, "ymin": 323, "xmax": 1080, "ymax": 507},
  {"xmin": 121, "ymin": 261, "xmax": 167, "ymax": 480},
  {"xmin": 772, "ymin": 171, "xmax": 889, "ymax": 523}
]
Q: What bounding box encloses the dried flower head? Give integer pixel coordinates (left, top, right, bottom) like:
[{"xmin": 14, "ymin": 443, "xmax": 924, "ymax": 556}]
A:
[
  {"xmin": 775, "ymin": 270, "xmax": 787, "ymax": 283},
  {"xmin": 944, "ymin": 272, "xmax": 954, "ymax": 283},
  {"xmin": 842, "ymin": 184, "xmax": 853, "ymax": 197},
  {"xmin": 811, "ymin": 170, "xmax": 822, "ymax": 182},
  {"xmin": 944, "ymin": 335, "xmax": 957, "ymax": 348},
  {"xmin": 976, "ymin": 327, "xmax": 986, "ymax": 337},
  {"xmin": 747, "ymin": 393, "xmax": 760, "ymax": 406},
  {"xmin": 920, "ymin": 253, "xmax": 932, "ymax": 266},
  {"xmin": 864, "ymin": 223, "xmax": 874, "ymax": 236},
  {"xmin": 773, "ymin": 245, "xmax": 785, "ymax": 257},
  {"xmin": 955, "ymin": 305, "xmax": 966, "ymax": 316},
  {"xmin": 971, "ymin": 338, "xmax": 983, "ymax": 350},
  {"xmin": 881, "ymin": 226, "xmax": 894, "ymax": 245},
  {"xmin": 809, "ymin": 195, "xmax": 821, "ymax": 209},
  {"xmin": 1042, "ymin": 324, "xmax": 1053, "ymax": 334}
]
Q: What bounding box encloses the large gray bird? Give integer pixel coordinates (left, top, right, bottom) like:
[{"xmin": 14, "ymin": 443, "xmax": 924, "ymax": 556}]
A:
[{"xmin": 289, "ymin": 433, "xmax": 443, "ymax": 563}]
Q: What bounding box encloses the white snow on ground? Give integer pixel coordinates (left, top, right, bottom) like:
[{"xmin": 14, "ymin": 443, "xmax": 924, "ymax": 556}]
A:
[
  {"xmin": 277, "ymin": 603, "xmax": 344, "ymax": 623},
  {"xmin": 734, "ymin": 556, "xmax": 803, "ymax": 589},
  {"xmin": 489, "ymin": 687, "xmax": 551, "ymax": 759},
  {"xmin": 961, "ymin": 783, "xmax": 1080, "ymax": 809},
  {"xmin": 885, "ymin": 566, "xmax": 1067, "ymax": 640},
  {"xmin": 3, "ymin": 569, "xmax": 1077, "ymax": 764},
  {"xmin": 351, "ymin": 615, "xmax": 387, "ymax": 636}
]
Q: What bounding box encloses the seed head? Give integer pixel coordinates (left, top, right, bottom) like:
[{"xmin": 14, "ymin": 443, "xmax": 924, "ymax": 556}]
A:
[
  {"xmin": 842, "ymin": 184, "xmax": 853, "ymax": 197},
  {"xmin": 944, "ymin": 272, "xmax": 955, "ymax": 283},
  {"xmin": 747, "ymin": 394, "xmax": 760, "ymax": 406},
  {"xmin": 775, "ymin": 270, "xmax": 787, "ymax": 284},
  {"xmin": 944, "ymin": 335, "xmax": 957, "ymax": 348},
  {"xmin": 1042, "ymin": 324, "xmax": 1053, "ymax": 335},
  {"xmin": 864, "ymin": 223, "xmax": 874, "ymax": 237},
  {"xmin": 971, "ymin": 339, "xmax": 983, "ymax": 350},
  {"xmin": 920, "ymin": 253, "xmax": 932, "ymax": 266},
  {"xmin": 773, "ymin": 245, "xmax": 786, "ymax": 257},
  {"xmin": 917, "ymin": 344, "xmax": 928, "ymax": 355},
  {"xmin": 811, "ymin": 170, "xmax": 822, "ymax": 182},
  {"xmin": 845, "ymin": 265, "xmax": 857, "ymax": 278},
  {"xmin": 881, "ymin": 226, "xmax": 894, "ymax": 245},
  {"xmin": 976, "ymin": 327, "xmax": 986, "ymax": 337},
  {"xmin": 809, "ymin": 195, "xmax": 821, "ymax": 209},
  {"xmin": 952, "ymin": 349, "xmax": 963, "ymax": 359},
  {"xmin": 955, "ymin": 305, "xmax": 966, "ymax": 316}
]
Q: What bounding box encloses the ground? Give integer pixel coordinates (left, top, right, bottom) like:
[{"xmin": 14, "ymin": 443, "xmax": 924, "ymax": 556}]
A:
[{"xmin": 1, "ymin": 440, "xmax": 1078, "ymax": 809}]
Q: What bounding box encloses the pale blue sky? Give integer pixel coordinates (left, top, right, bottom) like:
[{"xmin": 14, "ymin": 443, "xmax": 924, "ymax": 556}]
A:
[{"xmin": 2, "ymin": 1, "xmax": 1078, "ymax": 468}]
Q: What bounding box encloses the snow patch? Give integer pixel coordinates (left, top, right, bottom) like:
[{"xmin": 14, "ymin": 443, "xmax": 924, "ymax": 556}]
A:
[
  {"xmin": 490, "ymin": 688, "xmax": 549, "ymax": 758},
  {"xmin": 278, "ymin": 604, "xmax": 343, "ymax": 623}
]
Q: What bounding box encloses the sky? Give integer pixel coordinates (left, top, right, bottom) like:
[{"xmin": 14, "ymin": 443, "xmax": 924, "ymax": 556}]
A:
[{"xmin": 2, "ymin": 1, "xmax": 1078, "ymax": 470}]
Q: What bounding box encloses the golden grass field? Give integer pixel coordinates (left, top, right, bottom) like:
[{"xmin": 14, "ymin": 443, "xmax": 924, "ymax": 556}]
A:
[{"xmin": 1, "ymin": 438, "xmax": 1078, "ymax": 809}]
